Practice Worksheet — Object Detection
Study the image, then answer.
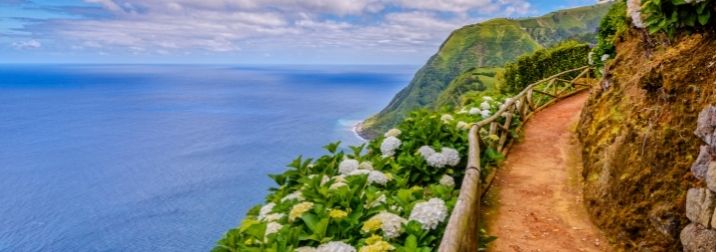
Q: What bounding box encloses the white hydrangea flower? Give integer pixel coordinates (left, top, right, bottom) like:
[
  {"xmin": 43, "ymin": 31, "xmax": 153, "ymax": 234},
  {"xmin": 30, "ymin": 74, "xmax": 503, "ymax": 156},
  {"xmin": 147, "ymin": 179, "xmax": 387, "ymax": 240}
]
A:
[
  {"xmin": 627, "ymin": 0, "xmax": 645, "ymax": 28},
  {"xmin": 456, "ymin": 121, "xmax": 470, "ymax": 130},
  {"xmin": 439, "ymin": 175, "xmax": 456, "ymax": 188},
  {"xmin": 601, "ymin": 54, "xmax": 610, "ymax": 62},
  {"xmin": 426, "ymin": 152, "xmax": 447, "ymax": 168},
  {"xmin": 339, "ymin": 159, "xmax": 360, "ymax": 175},
  {"xmin": 440, "ymin": 114, "xmax": 454, "ymax": 123},
  {"xmin": 281, "ymin": 191, "xmax": 304, "ymax": 202},
  {"xmin": 441, "ymin": 147, "xmax": 460, "ymax": 166},
  {"xmin": 588, "ymin": 51, "xmax": 595, "ymax": 65},
  {"xmin": 295, "ymin": 247, "xmax": 317, "ymax": 252},
  {"xmin": 380, "ymin": 136, "xmax": 402, "ymax": 157},
  {"xmin": 369, "ymin": 212, "xmax": 407, "ymax": 239},
  {"xmin": 329, "ymin": 181, "xmax": 348, "ymax": 190},
  {"xmin": 265, "ymin": 222, "xmax": 283, "ymax": 236},
  {"xmin": 409, "ymin": 198, "xmax": 449, "ymax": 231},
  {"xmin": 480, "ymin": 101, "xmax": 491, "ymax": 110},
  {"xmin": 317, "ymin": 241, "xmax": 356, "ymax": 252},
  {"xmin": 480, "ymin": 109, "xmax": 491, "ymax": 118},
  {"xmin": 417, "ymin": 146, "xmax": 436, "ymax": 158},
  {"xmin": 359, "ymin": 161, "xmax": 374, "ymax": 170},
  {"xmin": 348, "ymin": 169, "xmax": 371, "ymax": 176},
  {"xmin": 384, "ymin": 128, "xmax": 401, "ymax": 138},
  {"xmin": 333, "ymin": 175, "xmax": 347, "ymax": 183},
  {"xmin": 469, "ymin": 107, "xmax": 481, "ymax": 115},
  {"xmin": 264, "ymin": 213, "xmax": 284, "ymax": 222},
  {"xmin": 258, "ymin": 203, "xmax": 275, "ymax": 220},
  {"xmin": 367, "ymin": 171, "xmax": 389, "ymax": 186},
  {"xmin": 483, "ymin": 96, "xmax": 493, "ymax": 101}
]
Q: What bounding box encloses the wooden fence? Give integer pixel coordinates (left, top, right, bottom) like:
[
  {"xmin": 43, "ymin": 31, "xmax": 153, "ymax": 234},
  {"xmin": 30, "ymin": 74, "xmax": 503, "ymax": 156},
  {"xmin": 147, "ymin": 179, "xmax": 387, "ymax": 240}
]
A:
[{"xmin": 438, "ymin": 66, "xmax": 595, "ymax": 252}]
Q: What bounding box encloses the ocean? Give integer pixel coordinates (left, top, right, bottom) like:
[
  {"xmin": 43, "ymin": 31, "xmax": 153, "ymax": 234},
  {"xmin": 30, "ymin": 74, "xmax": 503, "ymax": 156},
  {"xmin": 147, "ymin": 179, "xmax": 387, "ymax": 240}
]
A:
[{"xmin": 0, "ymin": 64, "xmax": 414, "ymax": 251}]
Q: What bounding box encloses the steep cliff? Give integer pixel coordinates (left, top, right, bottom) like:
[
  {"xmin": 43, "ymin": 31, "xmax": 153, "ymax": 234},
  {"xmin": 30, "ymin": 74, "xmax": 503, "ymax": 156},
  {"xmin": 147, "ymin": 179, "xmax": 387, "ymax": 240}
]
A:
[
  {"xmin": 359, "ymin": 3, "xmax": 612, "ymax": 138},
  {"xmin": 578, "ymin": 30, "xmax": 716, "ymax": 250}
]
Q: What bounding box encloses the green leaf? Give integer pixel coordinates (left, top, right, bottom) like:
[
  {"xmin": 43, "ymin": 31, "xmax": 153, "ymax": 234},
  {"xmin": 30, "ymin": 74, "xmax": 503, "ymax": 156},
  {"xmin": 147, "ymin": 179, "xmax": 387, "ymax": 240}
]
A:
[
  {"xmin": 315, "ymin": 217, "xmax": 330, "ymax": 239},
  {"xmin": 243, "ymin": 221, "xmax": 267, "ymax": 240},
  {"xmin": 405, "ymin": 235, "xmax": 418, "ymax": 251},
  {"xmin": 301, "ymin": 213, "xmax": 320, "ymax": 233},
  {"xmin": 324, "ymin": 141, "xmax": 341, "ymax": 153},
  {"xmin": 699, "ymin": 11, "xmax": 711, "ymax": 26}
]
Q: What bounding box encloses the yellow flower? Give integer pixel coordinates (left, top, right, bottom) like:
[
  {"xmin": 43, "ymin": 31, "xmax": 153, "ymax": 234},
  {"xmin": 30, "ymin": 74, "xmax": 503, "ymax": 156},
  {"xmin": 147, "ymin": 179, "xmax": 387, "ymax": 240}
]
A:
[
  {"xmin": 329, "ymin": 209, "xmax": 348, "ymax": 220},
  {"xmin": 365, "ymin": 235, "xmax": 383, "ymax": 244},
  {"xmin": 289, "ymin": 202, "xmax": 314, "ymax": 222},
  {"xmin": 488, "ymin": 134, "xmax": 499, "ymax": 141},
  {"xmin": 361, "ymin": 218, "xmax": 382, "ymax": 233},
  {"xmin": 359, "ymin": 235, "xmax": 395, "ymax": 252}
]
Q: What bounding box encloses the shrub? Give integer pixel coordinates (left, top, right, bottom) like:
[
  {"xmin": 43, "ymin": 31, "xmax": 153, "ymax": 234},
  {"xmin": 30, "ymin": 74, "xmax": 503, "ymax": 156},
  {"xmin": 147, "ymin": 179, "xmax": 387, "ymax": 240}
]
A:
[
  {"xmin": 499, "ymin": 41, "xmax": 591, "ymax": 94},
  {"xmin": 592, "ymin": 1, "xmax": 628, "ymax": 69},
  {"xmin": 213, "ymin": 97, "xmax": 517, "ymax": 251},
  {"xmin": 640, "ymin": 0, "xmax": 716, "ymax": 35}
]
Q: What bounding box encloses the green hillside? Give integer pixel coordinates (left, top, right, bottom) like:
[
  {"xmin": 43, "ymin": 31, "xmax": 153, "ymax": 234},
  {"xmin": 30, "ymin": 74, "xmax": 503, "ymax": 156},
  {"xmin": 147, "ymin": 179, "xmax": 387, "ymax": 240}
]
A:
[
  {"xmin": 434, "ymin": 67, "xmax": 503, "ymax": 108},
  {"xmin": 359, "ymin": 3, "xmax": 612, "ymax": 138}
]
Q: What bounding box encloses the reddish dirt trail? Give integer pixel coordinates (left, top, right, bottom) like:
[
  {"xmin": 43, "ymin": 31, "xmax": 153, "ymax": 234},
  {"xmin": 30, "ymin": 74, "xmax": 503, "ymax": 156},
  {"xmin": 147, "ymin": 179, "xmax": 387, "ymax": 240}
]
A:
[{"xmin": 487, "ymin": 92, "xmax": 610, "ymax": 252}]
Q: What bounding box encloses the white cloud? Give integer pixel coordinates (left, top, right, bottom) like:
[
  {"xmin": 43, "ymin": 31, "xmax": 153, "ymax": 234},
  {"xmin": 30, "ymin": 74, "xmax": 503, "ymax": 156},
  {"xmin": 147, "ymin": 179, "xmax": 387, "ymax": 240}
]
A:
[
  {"xmin": 22, "ymin": 0, "xmax": 537, "ymax": 61},
  {"xmin": 394, "ymin": 0, "xmax": 493, "ymax": 13},
  {"xmin": 11, "ymin": 39, "xmax": 42, "ymax": 49}
]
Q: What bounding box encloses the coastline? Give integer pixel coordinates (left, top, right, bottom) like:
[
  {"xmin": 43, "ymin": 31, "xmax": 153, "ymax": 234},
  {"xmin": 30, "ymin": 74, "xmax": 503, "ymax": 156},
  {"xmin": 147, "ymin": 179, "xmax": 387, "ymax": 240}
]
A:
[{"xmin": 352, "ymin": 121, "xmax": 368, "ymax": 141}]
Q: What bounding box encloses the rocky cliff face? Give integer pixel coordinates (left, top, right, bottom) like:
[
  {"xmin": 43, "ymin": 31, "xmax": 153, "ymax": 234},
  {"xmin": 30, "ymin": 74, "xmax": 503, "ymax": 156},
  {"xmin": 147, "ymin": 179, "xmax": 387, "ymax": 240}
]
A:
[{"xmin": 578, "ymin": 30, "xmax": 716, "ymax": 250}]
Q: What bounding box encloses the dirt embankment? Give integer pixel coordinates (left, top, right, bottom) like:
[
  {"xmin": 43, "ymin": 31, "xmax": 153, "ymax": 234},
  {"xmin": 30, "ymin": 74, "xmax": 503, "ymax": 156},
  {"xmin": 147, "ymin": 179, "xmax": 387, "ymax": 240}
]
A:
[{"xmin": 578, "ymin": 30, "xmax": 716, "ymax": 250}]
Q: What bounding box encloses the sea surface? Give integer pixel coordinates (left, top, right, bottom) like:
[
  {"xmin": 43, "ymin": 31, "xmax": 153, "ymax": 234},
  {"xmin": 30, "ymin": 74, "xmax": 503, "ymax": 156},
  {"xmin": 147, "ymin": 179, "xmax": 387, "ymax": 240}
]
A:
[{"xmin": 0, "ymin": 64, "xmax": 414, "ymax": 251}]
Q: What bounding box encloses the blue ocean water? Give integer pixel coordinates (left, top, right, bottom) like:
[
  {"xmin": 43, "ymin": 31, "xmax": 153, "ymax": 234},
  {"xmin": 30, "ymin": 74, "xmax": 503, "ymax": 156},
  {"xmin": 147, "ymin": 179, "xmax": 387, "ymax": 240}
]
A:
[{"xmin": 0, "ymin": 65, "xmax": 414, "ymax": 251}]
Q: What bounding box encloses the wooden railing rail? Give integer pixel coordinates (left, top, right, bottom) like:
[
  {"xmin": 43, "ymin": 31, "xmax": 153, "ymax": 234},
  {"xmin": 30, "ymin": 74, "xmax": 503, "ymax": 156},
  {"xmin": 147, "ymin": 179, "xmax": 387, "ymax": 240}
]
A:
[{"xmin": 438, "ymin": 66, "xmax": 595, "ymax": 252}]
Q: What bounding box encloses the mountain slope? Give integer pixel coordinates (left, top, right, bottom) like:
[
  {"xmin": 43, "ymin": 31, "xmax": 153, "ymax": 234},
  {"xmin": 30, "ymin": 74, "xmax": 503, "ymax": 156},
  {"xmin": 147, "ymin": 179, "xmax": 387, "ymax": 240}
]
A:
[
  {"xmin": 434, "ymin": 67, "xmax": 503, "ymax": 108},
  {"xmin": 359, "ymin": 3, "xmax": 612, "ymax": 138}
]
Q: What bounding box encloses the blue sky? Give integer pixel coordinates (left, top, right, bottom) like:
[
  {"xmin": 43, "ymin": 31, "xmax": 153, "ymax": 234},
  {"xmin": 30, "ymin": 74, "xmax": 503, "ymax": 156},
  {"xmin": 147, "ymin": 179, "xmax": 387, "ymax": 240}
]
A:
[{"xmin": 0, "ymin": 0, "xmax": 601, "ymax": 64}]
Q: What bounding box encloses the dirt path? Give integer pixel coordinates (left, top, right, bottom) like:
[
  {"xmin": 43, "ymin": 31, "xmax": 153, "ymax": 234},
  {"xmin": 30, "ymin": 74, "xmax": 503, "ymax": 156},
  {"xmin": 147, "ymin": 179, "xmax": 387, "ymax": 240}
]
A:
[{"xmin": 486, "ymin": 92, "xmax": 610, "ymax": 252}]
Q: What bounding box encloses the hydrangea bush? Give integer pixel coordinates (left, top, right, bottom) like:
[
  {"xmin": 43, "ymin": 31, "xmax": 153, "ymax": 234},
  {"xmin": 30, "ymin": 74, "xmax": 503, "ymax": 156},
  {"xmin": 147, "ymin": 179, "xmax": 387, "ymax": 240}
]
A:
[
  {"xmin": 213, "ymin": 96, "xmax": 518, "ymax": 252},
  {"xmin": 591, "ymin": 1, "xmax": 628, "ymax": 70},
  {"xmin": 636, "ymin": 0, "xmax": 716, "ymax": 35}
]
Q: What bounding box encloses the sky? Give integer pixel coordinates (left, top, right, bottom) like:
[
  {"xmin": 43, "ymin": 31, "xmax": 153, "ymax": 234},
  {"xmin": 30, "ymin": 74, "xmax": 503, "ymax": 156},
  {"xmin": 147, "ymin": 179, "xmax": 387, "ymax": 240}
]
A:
[{"xmin": 0, "ymin": 0, "xmax": 601, "ymax": 64}]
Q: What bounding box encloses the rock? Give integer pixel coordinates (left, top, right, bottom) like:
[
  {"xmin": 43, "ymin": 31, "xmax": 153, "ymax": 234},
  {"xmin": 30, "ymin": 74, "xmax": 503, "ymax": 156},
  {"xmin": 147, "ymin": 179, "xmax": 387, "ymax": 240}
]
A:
[
  {"xmin": 707, "ymin": 164, "xmax": 716, "ymax": 193},
  {"xmin": 712, "ymin": 207, "xmax": 716, "ymax": 230},
  {"xmin": 695, "ymin": 106, "xmax": 716, "ymax": 144},
  {"xmin": 686, "ymin": 188, "xmax": 716, "ymax": 228},
  {"xmin": 692, "ymin": 145, "xmax": 713, "ymax": 180},
  {"xmin": 681, "ymin": 223, "xmax": 716, "ymax": 252}
]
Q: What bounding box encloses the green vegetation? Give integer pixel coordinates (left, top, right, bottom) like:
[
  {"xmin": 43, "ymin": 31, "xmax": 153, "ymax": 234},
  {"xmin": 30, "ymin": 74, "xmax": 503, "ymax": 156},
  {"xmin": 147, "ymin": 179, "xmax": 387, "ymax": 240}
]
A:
[
  {"xmin": 215, "ymin": 3, "xmax": 612, "ymax": 251},
  {"xmin": 592, "ymin": 1, "xmax": 628, "ymax": 69},
  {"xmin": 434, "ymin": 67, "xmax": 503, "ymax": 108},
  {"xmin": 642, "ymin": 0, "xmax": 716, "ymax": 35},
  {"xmin": 360, "ymin": 3, "xmax": 613, "ymax": 138},
  {"xmin": 213, "ymin": 97, "xmax": 520, "ymax": 252},
  {"xmin": 500, "ymin": 40, "xmax": 591, "ymax": 94}
]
